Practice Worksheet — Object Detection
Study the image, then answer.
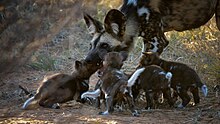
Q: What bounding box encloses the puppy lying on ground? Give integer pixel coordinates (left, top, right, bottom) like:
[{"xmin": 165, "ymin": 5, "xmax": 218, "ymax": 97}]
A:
[
  {"xmin": 128, "ymin": 64, "xmax": 174, "ymax": 109},
  {"xmin": 22, "ymin": 60, "xmax": 101, "ymax": 109},
  {"xmin": 82, "ymin": 52, "xmax": 139, "ymax": 116},
  {"xmin": 140, "ymin": 52, "xmax": 208, "ymax": 108}
]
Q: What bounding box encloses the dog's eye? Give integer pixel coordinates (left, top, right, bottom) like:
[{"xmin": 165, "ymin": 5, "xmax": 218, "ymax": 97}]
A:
[{"xmin": 100, "ymin": 43, "xmax": 109, "ymax": 49}]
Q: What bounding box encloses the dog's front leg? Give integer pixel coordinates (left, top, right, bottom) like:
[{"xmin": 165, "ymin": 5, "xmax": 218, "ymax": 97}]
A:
[
  {"xmin": 125, "ymin": 89, "xmax": 139, "ymax": 117},
  {"xmin": 145, "ymin": 91, "xmax": 154, "ymax": 109},
  {"xmin": 99, "ymin": 94, "xmax": 113, "ymax": 115}
]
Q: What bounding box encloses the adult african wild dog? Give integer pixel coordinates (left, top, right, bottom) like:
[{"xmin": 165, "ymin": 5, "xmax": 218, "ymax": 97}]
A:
[
  {"xmin": 22, "ymin": 60, "xmax": 101, "ymax": 109},
  {"xmin": 84, "ymin": 0, "xmax": 220, "ymax": 64},
  {"xmin": 82, "ymin": 52, "xmax": 139, "ymax": 116},
  {"xmin": 140, "ymin": 52, "xmax": 208, "ymax": 108},
  {"xmin": 128, "ymin": 65, "xmax": 174, "ymax": 109}
]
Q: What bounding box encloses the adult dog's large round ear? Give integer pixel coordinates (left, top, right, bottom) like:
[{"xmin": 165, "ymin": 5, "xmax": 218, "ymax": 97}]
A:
[
  {"xmin": 83, "ymin": 12, "xmax": 103, "ymax": 35},
  {"xmin": 104, "ymin": 9, "xmax": 126, "ymax": 38}
]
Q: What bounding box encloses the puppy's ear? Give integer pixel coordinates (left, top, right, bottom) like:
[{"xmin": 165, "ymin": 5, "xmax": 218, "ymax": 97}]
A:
[
  {"xmin": 120, "ymin": 51, "xmax": 128, "ymax": 61},
  {"xmin": 75, "ymin": 60, "xmax": 83, "ymax": 70}
]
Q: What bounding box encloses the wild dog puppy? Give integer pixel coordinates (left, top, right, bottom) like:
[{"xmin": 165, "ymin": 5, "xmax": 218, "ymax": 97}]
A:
[
  {"xmin": 82, "ymin": 52, "xmax": 139, "ymax": 116},
  {"xmin": 128, "ymin": 65, "xmax": 173, "ymax": 109},
  {"xmin": 22, "ymin": 60, "xmax": 101, "ymax": 110},
  {"xmin": 140, "ymin": 52, "xmax": 208, "ymax": 108},
  {"xmin": 92, "ymin": 67, "xmax": 131, "ymax": 109}
]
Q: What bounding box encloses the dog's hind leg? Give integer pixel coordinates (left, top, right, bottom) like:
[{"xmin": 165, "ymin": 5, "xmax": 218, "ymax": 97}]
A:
[
  {"xmin": 190, "ymin": 87, "xmax": 200, "ymax": 105},
  {"xmin": 125, "ymin": 92, "xmax": 139, "ymax": 117},
  {"xmin": 39, "ymin": 97, "xmax": 60, "ymax": 109},
  {"xmin": 162, "ymin": 88, "xmax": 174, "ymax": 107},
  {"xmin": 177, "ymin": 89, "xmax": 191, "ymax": 108}
]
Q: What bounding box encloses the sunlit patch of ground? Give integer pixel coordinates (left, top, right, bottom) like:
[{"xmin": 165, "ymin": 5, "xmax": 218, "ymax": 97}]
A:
[{"xmin": 0, "ymin": 117, "xmax": 53, "ymax": 124}]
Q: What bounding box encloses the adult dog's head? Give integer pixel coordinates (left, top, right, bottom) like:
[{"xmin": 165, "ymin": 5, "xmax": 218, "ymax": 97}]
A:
[{"xmin": 83, "ymin": 9, "xmax": 132, "ymax": 65}]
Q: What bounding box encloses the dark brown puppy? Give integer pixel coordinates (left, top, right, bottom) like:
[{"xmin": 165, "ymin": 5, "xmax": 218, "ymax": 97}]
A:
[
  {"xmin": 128, "ymin": 65, "xmax": 173, "ymax": 109},
  {"xmin": 82, "ymin": 52, "xmax": 139, "ymax": 116},
  {"xmin": 140, "ymin": 52, "xmax": 208, "ymax": 108},
  {"xmin": 22, "ymin": 60, "xmax": 101, "ymax": 109}
]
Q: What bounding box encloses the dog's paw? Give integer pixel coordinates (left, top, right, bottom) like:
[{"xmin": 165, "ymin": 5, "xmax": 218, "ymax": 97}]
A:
[
  {"xmin": 98, "ymin": 111, "xmax": 109, "ymax": 115},
  {"xmin": 176, "ymin": 103, "xmax": 185, "ymax": 109},
  {"xmin": 145, "ymin": 106, "xmax": 152, "ymax": 110},
  {"xmin": 52, "ymin": 103, "xmax": 60, "ymax": 109},
  {"xmin": 132, "ymin": 110, "xmax": 140, "ymax": 117}
]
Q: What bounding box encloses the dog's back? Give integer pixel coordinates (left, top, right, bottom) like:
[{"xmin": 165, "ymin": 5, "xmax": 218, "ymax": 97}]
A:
[
  {"xmin": 138, "ymin": 65, "xmax": 172, "ymax": 91},
  {"xmin": 22, "ymin": 73, "xmax": 74, "ymax": 109}
]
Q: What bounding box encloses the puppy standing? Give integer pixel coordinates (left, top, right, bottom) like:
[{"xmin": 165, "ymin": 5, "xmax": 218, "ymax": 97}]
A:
[
  {"xmin": 128, "ymin": 64, "xmax": 174, "ymax": 109},
  {"xmin": 140, "ymin": 52, "xmax": 208, "ymax": 108},
  {"xmin": 82, "ymin": 52, "xmax": 139, "ymax": 116},
  {"xmin": 22, "ymin": 60, "xmax": 101, "ymax": 109}
]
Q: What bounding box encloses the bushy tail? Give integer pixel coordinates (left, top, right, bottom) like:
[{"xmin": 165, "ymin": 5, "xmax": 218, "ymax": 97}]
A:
[
  {"xmin": 128, "ymin": 67, "xmax": 145, "ymax": 87},
  {"xmin": 22, "ymin": 96, "xmax": 39, "ymax": 110},
  {"xmin": 201, "ymin": 85, "xmax": 208, "ymax": 97},
  {"xmin": 165, "ymin": 72, "xmax": 172, "ymax": 82},
  {"xmin": 81, "ymin": 89, "xmax": 101, "ymax": 99}
]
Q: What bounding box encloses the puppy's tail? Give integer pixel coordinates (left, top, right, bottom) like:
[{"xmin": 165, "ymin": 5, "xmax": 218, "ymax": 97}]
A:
[
  {"xmin": 201, "ymin": 84, "xmax": 208, "ymax": 97},
  {"xmin": 22, "ymin": 95, "xmax": 39, "ymax": 110},
  {"xmin": 81, "ymin": 89, "xmax": 101, "ymax": 99},
  {"xmin": 128, "ymin": 67, "xmax": 145, "ymax": 87},
  {"xmin": 165, "ymin": 72, "xmax": 172, "ymax": 82},
  {"xmin": 196, "ymin": 79, "xmax": 208, "ymax": 97}
]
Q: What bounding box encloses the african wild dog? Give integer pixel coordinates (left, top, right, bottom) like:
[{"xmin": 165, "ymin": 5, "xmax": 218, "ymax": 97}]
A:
[
  {"xmin": 22, "ymin": 60, "xmax": 101, "ymax": 110},
  {"xmin": 83, "ymin": 0, "xmax": 220, "ymax": 66},
  {"xmin": 128, "ymin": 65, "xmax": 174, "ymax": 109},
  {"xmin": 81, "ymin": 52, "xmax": 139, "ymax": 116},
  {"xmin": 140, "ymin": 52, "xmax": 208, "ymax": 108}
]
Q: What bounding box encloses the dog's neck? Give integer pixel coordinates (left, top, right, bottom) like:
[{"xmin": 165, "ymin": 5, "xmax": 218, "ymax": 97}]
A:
[
  {"xmin": 157, "ymin": 58, "xmax": 173, "ymax": 72},
  {"xmin": 72, "ymin": 71, "xmax": 90, "ymax": 81}
]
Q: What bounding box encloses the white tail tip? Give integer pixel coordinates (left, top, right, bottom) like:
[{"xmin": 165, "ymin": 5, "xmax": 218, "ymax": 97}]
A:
[
  {"xmin": 128, "ymin": 67, "xmax": 145, "ymax": 87},
  {"xmin": 201, "ymin": 85, "xmax": 208, "ymax": 97},
  {"xmin": 81, "ymin": 89, "xmax": 101, "ymax": 99},
  {"xmin": 22, "ymin": 96, "xmax": 37, "ymax": 109},
  {"xmin": 165, "ymin": 72, "xmax": 172, "ymax": 81}
]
